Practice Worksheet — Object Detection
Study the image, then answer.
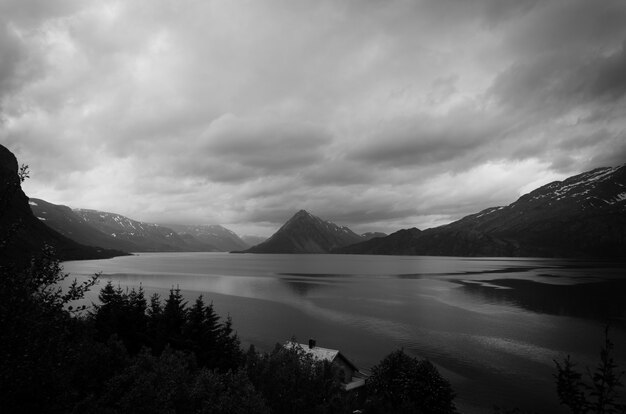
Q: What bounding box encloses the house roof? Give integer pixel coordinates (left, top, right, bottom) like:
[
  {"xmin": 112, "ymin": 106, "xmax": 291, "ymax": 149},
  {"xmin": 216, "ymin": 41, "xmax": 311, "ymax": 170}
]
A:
[{"xmin": 284, "ymin": 341, "xmax": 358, "ymax": 371}]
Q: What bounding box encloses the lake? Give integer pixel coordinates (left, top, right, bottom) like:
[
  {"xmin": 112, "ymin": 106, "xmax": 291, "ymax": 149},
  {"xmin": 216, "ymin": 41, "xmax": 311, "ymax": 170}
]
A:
[{"xmin": 63, "ymin": 253, "xmax": 626, "ymax": 413}]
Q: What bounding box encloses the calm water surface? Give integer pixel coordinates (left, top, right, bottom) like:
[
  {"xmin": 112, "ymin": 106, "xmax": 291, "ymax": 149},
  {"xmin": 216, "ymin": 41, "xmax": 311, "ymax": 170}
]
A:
[{"xmin": 63, "ymin": 253, "xmax": 626, "ymax": 413}]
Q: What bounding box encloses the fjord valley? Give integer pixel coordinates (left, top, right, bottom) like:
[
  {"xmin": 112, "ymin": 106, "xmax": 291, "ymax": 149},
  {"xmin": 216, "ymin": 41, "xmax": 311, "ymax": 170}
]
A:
[
  {"xmin": 19, "ymin": 134, "xmax": 626, "ymax": 260},
  {"xmin": 4, "ymin": 143, "xmax": 626, "ymax": 413},
  {"xmin": 5, "ymin": 2, "xmax": 626, "ymax": 413}
]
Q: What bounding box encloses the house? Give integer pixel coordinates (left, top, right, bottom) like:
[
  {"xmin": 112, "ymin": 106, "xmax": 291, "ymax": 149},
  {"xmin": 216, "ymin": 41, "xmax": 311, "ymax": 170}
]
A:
[{"xmin": 284, "ymin": 339, "xmax": 369, "ymax": 391}]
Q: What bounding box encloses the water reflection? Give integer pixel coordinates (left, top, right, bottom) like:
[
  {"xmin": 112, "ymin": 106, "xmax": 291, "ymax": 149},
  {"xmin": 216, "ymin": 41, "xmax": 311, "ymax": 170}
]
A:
[
  {"xmin": 279, "ymin": 279, "xmax": 331, "ymax": 296},
  {"xmin": 456, "ymin": 278, "xmax": 626, "ymax": 322}
]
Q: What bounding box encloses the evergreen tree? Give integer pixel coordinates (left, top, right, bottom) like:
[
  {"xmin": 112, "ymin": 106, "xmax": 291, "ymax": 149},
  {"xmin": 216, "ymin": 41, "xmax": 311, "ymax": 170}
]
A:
[
  {"xmin": 91, "ymin": 281, "xmax": 127, "ymax": 344},
  {"xmin": 554, "ymin": 327, "xmax": 625, "ymax": 414},
  {"xmin": 126, "ymin": 285, "xmax": 149, "ymax": 353},
  {"xmin": 215, "ymin": 315, "xmax": 243, "ymax": 371},
  {"xmin": 146, "ymin": 293, "xmax": 165, "ymax": 354},
  {"xmin": 162, "ymin": 286, "xmax": 188, "ymax": 349},
  {"xmin": 184, "ymin": 296, "xmax": 220, "ymax": 368}
]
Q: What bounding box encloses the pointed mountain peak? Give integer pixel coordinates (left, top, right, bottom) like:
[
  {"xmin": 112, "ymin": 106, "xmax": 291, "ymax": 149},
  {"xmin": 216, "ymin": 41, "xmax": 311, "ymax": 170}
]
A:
[
  {"xmin": 241, "ymin": 210, "xmax": 364, "ymax": 253},
  {"xmin": 294, "ymin": 209, "xmax": 313, "ymax": 218}
]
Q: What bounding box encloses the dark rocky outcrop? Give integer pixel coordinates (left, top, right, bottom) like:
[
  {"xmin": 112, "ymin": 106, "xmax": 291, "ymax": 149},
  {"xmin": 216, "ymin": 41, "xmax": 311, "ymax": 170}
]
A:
[{"xmin": 0, "ymin": 145, "xmax": 127, "ymax": 265}]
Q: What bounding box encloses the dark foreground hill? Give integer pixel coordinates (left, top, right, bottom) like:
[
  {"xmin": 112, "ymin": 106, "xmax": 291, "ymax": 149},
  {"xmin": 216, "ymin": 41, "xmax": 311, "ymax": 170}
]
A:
[
  {"xmin": 239, "ymin": 210, "xmax": 365, "ymax": 253},
  {"xmin": 336, "ymin": 165, "xmax": 626, "ymax": 258},
  {"xmin": 0, "ymin": 145, "xmax": 126, "ymax": 264}
]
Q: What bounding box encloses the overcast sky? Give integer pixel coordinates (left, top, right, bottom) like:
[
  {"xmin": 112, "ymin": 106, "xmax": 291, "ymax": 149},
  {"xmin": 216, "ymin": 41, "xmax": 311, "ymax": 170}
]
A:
[{"xmin": 2, "ymin": 0, "xmax": 626, "ymax": 236}]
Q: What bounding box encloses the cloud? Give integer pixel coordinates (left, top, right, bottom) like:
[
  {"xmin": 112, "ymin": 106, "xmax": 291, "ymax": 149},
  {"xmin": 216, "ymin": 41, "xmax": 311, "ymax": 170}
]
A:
[
  {"xmin": 200, "ymin": 115, "xmax": 332, "ymax": 175},
  {"xmin": 3, "ymin": 0, "xmax": 626, "ymax": 237},
  {"xmin": 349, "ymin": 105, "xmax": 511, "ymax": 171},
  {"xmin": 489, "ymin": 43, "xmax": 626, "ymax": 116}
]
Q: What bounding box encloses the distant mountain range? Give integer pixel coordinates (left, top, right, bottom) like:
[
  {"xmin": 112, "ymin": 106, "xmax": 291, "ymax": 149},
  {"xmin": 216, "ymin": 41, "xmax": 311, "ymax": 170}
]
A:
[
  {"xmin": 337, "ymin": 165, "xmax": 626, "ymax": 258},
  {"xmin": 29, "ymin": 199, "xmax": 138, "ymax": 252},
  {"xmin": 30, "ymin": 200, "xmax": 250, "ymax": 253},
  {"xmin": 0, "ymin": 146, "xmax": 126, "ymax": 264},
  {"xmin": 164, "ymin": 224, "xmax": 249, "ymax": 252},
  {"xmin": 238, "ymin": 210, "xmax": 386, "ymax": 253},
  {"xmin": 73, "ymin": 208, "xmax": 215, "ymax": 252},
  {"xmin": 4, "ymin": 142, "xmax": 625, "ymax": 260}
]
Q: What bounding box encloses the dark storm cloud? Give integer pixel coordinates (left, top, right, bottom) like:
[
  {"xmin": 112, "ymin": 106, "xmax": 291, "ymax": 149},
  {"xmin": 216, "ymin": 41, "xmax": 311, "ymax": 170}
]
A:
[
  {"xmin": 490, "ymin": 43, "xmax": 626, "ymax": 115},
  {"xmin": 200, "ymin": 116, "xmax": 332, "ymax": 175},
  {"xmin": 501, "ymin": 1, "xmax": 626, "ymax": 56},
  {"xmin": 0, "ymin": 25, "xmax": 24, "ymax": 96},
  {"xmin": 592, "ymin": 42, "xmax": 626, "ymax": 100},
  {"xmin": 0, "ymin": 0, "xmax": 78, "ymax": 24},
  {"xmin": 350, "ymin": 109, "xmax": 510, "ymax": 169}
]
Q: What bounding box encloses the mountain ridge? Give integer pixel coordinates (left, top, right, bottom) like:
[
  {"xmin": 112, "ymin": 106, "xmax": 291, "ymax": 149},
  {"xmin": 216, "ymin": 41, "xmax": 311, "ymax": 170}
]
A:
[
  {"xmin": 29, "ymin": 198, "xmax": 251, "ymax": 253},
  {"xmin": 164, "ymin": 223, "xmax": 249, "ymax": 252},
  {"xmin": 335, "ymin": 164, "xmax": 626, "ymax": 258},
  {"xmin": 72, "ymin": 208, "xmax": 220, "ymax": 252}
]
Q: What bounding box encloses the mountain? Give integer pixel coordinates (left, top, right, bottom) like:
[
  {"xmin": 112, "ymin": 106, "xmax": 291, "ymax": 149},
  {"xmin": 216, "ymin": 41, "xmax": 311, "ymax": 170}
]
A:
[
  {"xmin": 241, "ymin": 235, "xmax": 267, "ymax": 246},
  {"xmin": 73, "ymin": 209, "xmax": 217, "ymax": 252},
  {"xmin": 0, "ymin": 145, "xmax": 126, "ymax": 265},
  {"xmin": 165, "ymin": 224, "xmax": 249, "ymax": 251},
  {"xmin": 31, "ymin": 199, "xmax": 249, "ymax": 252},
  {"xmin": 239, "ymin": 210, "xmax": 364, "ymax": 253},
  {"xmin": 29, "ymin": 198, "xmax": 138, "ymax": 252},
  {"xmin": 336, "ymin": 165, "xmax": 626, "ymax": 258},
  {"xmin": 361, "ymin": 232, "xmax": 387, "ymax": 241}
]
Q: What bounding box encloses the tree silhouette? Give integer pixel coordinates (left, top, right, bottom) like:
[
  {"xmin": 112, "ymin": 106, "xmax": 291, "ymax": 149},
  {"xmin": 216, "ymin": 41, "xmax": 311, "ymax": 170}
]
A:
[{"xmin": 555, "ymin": 327, "xmax": 626, "ymax": 414}]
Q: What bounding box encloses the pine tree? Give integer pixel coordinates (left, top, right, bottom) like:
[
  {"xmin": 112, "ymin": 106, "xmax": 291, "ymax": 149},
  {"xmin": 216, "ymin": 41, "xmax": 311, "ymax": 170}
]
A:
[
  {"xmin": 91, "ymin": 281, "xmax": 130, "ymax": 346},
  {"xmin": 147, "ymin": 293, "xmax": 165, "ymax": 353},
  {"xmin": 555, "ymin": 327, "xmax": 626, "ymax": 414},
  {"xmin": 215, "ymin": 315, "xmax": 243, "ymax": 371},
  {"xmin": 162, "ymin": 286, "xmax": 187, "ymax": 349},
  {"xmin": 125, "ymin": 286, "xmax": 148, "ymax": 353}
]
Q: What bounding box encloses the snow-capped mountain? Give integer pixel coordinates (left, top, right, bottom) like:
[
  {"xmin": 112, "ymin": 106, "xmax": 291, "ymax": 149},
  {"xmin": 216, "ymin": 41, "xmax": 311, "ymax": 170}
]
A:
[
  {"xmin": 73, "ymin": 209, "xmax": 218, "ymax": 252},
  {"xmin": 240, "ymin": 210, "xmax": 365, "ymax": 253},
  {"xmin": 338, "ymin": 164, "xmax": 626, "ymax": 258},
  {"xmin": 29, "ymin": 198, "xmax": 251, "ymax": 253},
  {"xmin": 29, "ymin": 199, "xmax": 138, "ymax": 252},
  {"xmin": 164, "ymin": 224, "xmax": 249, "ymax": 252}
]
